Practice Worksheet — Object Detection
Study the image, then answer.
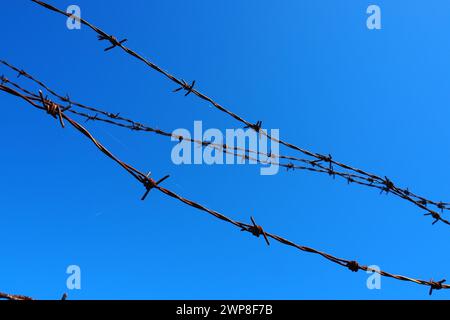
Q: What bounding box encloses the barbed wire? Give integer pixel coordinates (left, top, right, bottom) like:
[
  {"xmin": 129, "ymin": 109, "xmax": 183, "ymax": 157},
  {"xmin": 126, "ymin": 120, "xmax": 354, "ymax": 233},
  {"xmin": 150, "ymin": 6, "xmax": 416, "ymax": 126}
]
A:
[
  {"xmin": 0, "ymin": 73, "xmax": 336, "ymax": 176},
  {"xmin": 1, "ymin": 59, "xmax": 449, "ymax": 227},
  {"xmin": 0, "ymin": 292, "xmax": 67, "ymax": 301},
  {"xmin": 0, "ymin": 292, "xmax": 33, "ymax": 301},
  {"xmin": 0, "ymin": 82, "xmax": 448, "ymax": 295},
  {"xmin": 30, "ymin": 0, "xmax": 450, "ymax": 227},
  {"xmin": 0, "ymin": 63, "xmax": 386, "ymax": 179}
]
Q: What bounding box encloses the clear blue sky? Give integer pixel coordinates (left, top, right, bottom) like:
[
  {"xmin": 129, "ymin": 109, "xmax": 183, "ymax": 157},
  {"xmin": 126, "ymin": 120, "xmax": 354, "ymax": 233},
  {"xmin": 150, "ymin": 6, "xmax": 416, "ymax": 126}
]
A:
[{"xmin": 1, "ymin": 0, "xmax": 450, "ymax": 300}]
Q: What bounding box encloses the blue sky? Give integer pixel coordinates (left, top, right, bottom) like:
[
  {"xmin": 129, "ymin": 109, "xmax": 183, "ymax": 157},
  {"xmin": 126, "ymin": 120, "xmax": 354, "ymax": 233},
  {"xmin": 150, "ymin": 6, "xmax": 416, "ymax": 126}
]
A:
[{"xmin": 1, "ymin": 0, "xmax": 450, "ymax": 299}]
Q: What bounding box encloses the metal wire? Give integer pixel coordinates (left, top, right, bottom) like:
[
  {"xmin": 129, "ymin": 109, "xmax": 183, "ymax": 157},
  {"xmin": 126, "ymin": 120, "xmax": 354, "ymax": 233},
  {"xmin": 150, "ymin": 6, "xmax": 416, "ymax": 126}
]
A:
[
  {"xmin": 0, "ymin": 292, "xmax": 67, "ymax": 300},
  {"xmin": 1, "ymin": 59, "xmax": 448, "ymax": 226},
  {"xmin": 30, "ymin": 0, "xmax": 450, "ymax": 226},
  {"xmin": 0, "ymin": 82, "xmax": 448, "ymax": 295},
  {"xmin": 0, "ymin": 292, "xmax": 33, "ymax": 301}
]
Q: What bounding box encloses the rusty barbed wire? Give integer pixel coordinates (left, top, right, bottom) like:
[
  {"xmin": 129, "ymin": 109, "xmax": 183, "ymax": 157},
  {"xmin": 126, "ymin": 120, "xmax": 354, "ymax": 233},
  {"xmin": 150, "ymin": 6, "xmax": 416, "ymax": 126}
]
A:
[
  {"xmin": 30, "ymin": 0, "xmax": 450, "ymax": 226},
  {"xmin": 0, "ymin": 64, "xmax": 374, "ymax": 176},
  {"xmin": 0, "ymin": 292, "xmax": 67, "ymax": 301},
  {"xmin": 0, "ymin": 60, "xmax": 316, "ymax": 165},
  {"xmin": 0, "ymin": 73, "xmax": 330, "ymax": 175},
  {"xmin": 0, "ymin": 292, "xmax": 33, "ymax": 301},
  {"xmin": 1, "ymin": 82, "xmax": 448, "ymax": 295},
  {"xmin": 1, "ymin": 59, "xmax": 449, "ymax": 227}
]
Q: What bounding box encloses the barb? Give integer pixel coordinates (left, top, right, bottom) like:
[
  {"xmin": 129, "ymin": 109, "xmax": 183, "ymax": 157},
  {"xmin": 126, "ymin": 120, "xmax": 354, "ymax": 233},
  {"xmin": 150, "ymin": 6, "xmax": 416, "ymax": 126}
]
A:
[
  {"xmin": 38, "ymin": 89, "xmax": 65, "ymax": 128},
  {"xmin": 30, "ymin": 1, "xmax": 450, "ymax": 226},
  {"xmin": 241, "ymin": 216, "xmax": 270, "ymax": 246},
  {"xmin": 2, "ymin": 60, "xmax": 449, "ymax": 227},
  {"xmin": 141, "ymin": 173, "xmax": 170, "ymax": 201},
  {"xmin": 1, "ymin": 82, "xmax": 449, "ymax": 295},
  {"xmin": 173, "ymin": 79, "xmax": 196, "ymax": 96},
  {"xmin": 97, "ymin": 34, "xmax": 127, "ymax": 52}
]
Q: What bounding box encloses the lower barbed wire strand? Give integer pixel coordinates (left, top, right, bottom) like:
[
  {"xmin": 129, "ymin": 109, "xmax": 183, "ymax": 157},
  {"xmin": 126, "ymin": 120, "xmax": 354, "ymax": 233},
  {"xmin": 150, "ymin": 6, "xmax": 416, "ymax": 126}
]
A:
[
  {"xmin": 0, "ymin": 83, "xmax": 448, "ymax": 294},
  {"xmin": 1, "ymin": 72, "xmax": 448, "ymax": 226}
]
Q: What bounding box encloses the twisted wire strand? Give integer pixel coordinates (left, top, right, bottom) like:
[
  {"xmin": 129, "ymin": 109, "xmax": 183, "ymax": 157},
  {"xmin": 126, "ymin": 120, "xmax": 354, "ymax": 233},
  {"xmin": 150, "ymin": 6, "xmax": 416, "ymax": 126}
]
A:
[
  {"xmin": 0, "ymin": 82, "xmax": 448, "ymax": 295},
  {"xmin": 0, "ymin": 68, "xmax": 379, "ymax": 182},
  {"xmin": 0, "ymin": 292, "xmax": 33, "ymax": 301},
  {"xmin": 30, "ymin": 1, "xmax": 450, "ymax": 226},
  {"xmin": 1, "ymin": 59, "xmax": 449, "ymax": 226},
  {"xmin": 0, "ymin": 292, "xmax": 67, "ymax": 300},
  {"xmin": 0, "ymin": 60, "xmax": 317, "ymax": 166}
]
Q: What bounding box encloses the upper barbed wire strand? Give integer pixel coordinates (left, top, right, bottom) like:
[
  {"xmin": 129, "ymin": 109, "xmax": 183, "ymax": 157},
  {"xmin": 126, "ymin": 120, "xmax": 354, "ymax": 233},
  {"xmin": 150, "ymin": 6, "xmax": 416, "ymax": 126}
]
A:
[{"xmin": 29, "ymin": 1, "xmax": 450, "ymax": 226}]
